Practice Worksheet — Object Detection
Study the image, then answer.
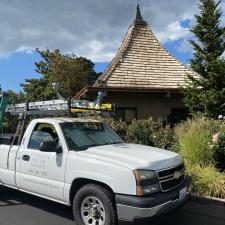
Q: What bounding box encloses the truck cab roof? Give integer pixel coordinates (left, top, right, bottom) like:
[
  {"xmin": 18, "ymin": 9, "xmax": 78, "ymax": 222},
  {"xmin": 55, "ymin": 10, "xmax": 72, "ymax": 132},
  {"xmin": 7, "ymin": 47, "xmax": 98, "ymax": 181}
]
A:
[{"xmin": 31, "ymin": 117, "xmax": 100, "ymax": 124}]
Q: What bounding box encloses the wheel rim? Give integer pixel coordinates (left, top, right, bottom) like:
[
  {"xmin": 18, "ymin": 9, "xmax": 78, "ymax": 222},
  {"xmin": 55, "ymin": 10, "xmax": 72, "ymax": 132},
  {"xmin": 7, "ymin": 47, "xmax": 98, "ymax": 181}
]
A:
[{"xmin": 81, "ymin": 196, "xmax": 106, "ymax": 225}]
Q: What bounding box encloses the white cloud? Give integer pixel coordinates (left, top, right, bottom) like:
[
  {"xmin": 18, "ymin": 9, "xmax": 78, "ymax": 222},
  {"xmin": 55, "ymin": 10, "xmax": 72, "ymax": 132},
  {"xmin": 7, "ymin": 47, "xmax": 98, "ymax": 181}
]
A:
[
  {"xmin": 0, "ymin": 0, "xmax": 222, "ymax": 62},
  {"xmin": 157, "ymin": 21, "xmax": 191, "ymax": 43}
]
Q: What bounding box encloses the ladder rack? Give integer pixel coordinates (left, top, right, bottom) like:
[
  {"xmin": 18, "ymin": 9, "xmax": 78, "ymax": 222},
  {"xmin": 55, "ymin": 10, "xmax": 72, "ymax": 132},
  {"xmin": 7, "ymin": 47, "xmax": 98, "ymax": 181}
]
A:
[{"xmin": 6, "ymin": 98, "xmax": 115, "ymax": 117}]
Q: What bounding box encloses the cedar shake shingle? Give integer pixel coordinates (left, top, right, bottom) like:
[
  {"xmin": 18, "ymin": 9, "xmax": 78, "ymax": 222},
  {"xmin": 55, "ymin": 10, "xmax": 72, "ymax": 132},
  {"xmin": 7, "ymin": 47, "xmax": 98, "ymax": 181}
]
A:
[{"xmin": 94, "ymin": 5, "xmax": 197, "ymax": 90}]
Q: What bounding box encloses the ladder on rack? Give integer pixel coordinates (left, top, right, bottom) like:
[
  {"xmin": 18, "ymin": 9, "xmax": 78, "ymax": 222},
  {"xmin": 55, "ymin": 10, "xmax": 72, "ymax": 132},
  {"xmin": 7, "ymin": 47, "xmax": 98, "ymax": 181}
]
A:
[{"xmin": 7, "ymin": 98, "xmax": 115, "ymax": 116}]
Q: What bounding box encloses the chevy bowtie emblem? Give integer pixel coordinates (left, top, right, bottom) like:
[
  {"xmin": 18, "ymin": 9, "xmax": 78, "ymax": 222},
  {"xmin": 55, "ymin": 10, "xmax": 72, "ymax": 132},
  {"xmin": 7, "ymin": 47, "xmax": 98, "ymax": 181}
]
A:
[{"xmin": 174, "ymin": 171, "xmax": 181, "ymax": 179}]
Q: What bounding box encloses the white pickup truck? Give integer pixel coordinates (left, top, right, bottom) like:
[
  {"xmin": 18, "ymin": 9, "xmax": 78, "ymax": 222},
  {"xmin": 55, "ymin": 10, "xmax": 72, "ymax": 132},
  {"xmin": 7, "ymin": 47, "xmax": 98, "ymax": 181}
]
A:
[{"xmin": 0, "ymin": 117, "xmax": 189, "ymax": 225}]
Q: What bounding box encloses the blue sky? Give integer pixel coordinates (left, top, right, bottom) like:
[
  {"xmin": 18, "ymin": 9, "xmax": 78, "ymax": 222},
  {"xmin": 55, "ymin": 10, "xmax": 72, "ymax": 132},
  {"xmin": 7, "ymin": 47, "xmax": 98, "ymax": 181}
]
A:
[{"xmin": 0, "ymin": 0, "xmax": 224, "ymax": 92}]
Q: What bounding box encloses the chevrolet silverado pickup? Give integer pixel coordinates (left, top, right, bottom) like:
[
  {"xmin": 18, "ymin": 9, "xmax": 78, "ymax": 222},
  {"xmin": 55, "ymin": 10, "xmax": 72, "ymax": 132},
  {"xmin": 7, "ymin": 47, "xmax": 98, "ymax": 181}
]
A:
[{"xmin": 0, "ymin": 117, "xmax": 189, "ymax": 225}]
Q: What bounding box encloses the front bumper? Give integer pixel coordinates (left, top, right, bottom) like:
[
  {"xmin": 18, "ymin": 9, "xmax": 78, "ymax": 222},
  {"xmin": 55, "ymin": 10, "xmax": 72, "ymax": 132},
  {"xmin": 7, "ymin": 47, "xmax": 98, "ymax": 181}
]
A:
[{"xmin": 116, "ymin": 181, "xmax": 189, "ymax": 222}]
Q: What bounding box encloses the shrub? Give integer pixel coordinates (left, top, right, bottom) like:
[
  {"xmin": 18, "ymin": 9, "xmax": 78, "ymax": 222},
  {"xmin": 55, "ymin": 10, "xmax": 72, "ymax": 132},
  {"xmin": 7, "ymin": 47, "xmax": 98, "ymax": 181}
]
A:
[
  {"xmin": 152, "ymin": 126, "xmax": 176, "ymax": 151},
  {"xmin": 127, "ymin": 118, "xmax": 161, "ymax": 146},
  {"xmin": 127, "ymin": 118, "xmax": 175, "ymax": 150},
  {"xmin": 175, "ymin": 117, "xmax": 216, "ymax": 167},
  {"xmin": 187, "ymin": 165, "xmax": 225, "ymax": 198}
]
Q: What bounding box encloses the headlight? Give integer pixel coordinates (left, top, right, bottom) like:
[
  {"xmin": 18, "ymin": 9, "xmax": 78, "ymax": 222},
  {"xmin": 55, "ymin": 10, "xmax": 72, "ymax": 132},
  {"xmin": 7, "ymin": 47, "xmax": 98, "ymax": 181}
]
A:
[{"xmin": 134, "ymin": 170, "xmax": 160, "ymax": 196}]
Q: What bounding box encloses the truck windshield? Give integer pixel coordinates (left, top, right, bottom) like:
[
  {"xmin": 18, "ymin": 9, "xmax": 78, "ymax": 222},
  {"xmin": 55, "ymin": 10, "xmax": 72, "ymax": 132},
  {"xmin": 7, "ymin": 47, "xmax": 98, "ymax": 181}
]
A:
[{"xmin": 60, "ymin": 122, "xmax": 124, "ymax": 150}]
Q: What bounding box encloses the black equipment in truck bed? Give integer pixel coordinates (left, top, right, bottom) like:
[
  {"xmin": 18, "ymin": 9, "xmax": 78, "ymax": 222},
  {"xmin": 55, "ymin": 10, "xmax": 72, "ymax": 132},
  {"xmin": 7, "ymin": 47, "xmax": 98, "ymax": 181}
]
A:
[{"xmin": 0, "ymin": 134, "xmax": 19, "ymax": 145}]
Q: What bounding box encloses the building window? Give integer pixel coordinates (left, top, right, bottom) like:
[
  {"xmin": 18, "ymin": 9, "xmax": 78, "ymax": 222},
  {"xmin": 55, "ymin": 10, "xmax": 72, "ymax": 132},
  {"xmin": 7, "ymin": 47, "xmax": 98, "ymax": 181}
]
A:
[{"xmin": 115, "ymin": 108, "xmax": 137, "ymax": 122}]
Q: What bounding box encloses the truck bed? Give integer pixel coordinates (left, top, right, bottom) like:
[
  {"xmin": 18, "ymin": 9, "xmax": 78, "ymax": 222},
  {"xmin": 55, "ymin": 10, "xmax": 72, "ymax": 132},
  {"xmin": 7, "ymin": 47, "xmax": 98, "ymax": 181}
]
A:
[{"xmin": 0, "ymin": 143, "xmax": 19, "ymax": 187}]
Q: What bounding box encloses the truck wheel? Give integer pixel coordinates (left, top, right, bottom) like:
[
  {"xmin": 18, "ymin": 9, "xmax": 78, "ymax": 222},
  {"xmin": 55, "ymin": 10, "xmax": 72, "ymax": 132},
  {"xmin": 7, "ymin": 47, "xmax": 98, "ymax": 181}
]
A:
[{"xmin": 73, "ymin": 184, "xmax": 117, "ymax": 225}]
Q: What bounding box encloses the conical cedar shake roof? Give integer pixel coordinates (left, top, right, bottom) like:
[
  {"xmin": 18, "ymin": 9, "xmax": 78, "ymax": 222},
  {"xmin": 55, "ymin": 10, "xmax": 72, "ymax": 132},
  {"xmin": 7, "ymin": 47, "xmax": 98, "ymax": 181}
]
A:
[{"xmin": 94, "ymin": 5, "xmax": 197, "ymax": 90}]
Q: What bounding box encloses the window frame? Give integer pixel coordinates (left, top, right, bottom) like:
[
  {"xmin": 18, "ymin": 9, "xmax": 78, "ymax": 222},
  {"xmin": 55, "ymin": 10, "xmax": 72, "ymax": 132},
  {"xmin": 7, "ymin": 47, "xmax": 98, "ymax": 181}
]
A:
[
  {"xmin": 27, "ymin": 123, "xmax": 60, "ymax": 151},
  {"xmin": 115, "ymin": 107, "xmax": 137, "ymax": 122}
]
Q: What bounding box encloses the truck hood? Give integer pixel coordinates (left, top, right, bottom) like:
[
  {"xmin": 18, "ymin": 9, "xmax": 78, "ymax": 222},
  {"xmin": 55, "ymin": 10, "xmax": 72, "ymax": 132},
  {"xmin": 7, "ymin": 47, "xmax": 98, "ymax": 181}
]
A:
[{"xmin": 77, "ymin": 143, "xmax": 183, "ymax": 170}]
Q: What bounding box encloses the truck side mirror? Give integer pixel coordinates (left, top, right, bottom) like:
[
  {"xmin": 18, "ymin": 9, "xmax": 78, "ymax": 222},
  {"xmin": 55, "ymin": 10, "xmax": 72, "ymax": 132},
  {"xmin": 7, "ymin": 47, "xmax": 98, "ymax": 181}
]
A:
[
  {"xmin": 40, "ymin": 140, "xmax": 62, "ymax": 154},
  {"xmin": 56, "ymin": 145, "xmax": 63, "ymax": 154}
]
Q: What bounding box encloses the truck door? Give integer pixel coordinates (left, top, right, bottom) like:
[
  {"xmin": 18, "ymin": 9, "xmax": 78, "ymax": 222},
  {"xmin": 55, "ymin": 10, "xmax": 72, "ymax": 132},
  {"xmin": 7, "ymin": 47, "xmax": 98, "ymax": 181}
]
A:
[{"xmin": 18, "ymin": 122, "xmax": 67, "ymax": 202}]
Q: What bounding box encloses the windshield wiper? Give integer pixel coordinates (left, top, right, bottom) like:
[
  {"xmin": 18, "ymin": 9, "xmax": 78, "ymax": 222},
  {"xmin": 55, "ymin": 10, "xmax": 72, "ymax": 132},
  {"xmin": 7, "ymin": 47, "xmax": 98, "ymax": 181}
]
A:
[
  {"xmin": 96, "ymin": 141, "xmax": 124, "ymax": 147},
  {"xmin": 111, "ymin": 141, "xmax": 124, "ymax": 144},
  {"xmin": 79, "ymin": 141, "xmax": 124, "ymax": 150},
  {"xmin": 79, "ymin": 144, "xmax": 100, "ymax": 150}
]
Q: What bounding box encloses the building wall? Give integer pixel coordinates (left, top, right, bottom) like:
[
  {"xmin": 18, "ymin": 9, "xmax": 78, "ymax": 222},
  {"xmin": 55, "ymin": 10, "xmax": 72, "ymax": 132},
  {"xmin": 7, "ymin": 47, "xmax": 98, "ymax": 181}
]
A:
[{"xmin": 104, "ymin": 91, "xmax": 185, "ymax": 121}]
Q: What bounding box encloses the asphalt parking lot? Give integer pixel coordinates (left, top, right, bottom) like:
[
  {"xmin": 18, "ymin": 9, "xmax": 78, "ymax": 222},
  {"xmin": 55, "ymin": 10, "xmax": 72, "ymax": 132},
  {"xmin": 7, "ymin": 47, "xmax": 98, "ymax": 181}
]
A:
[{"xmin": 0, "ymin": 186, "xmax": 224, "ymax": 225}]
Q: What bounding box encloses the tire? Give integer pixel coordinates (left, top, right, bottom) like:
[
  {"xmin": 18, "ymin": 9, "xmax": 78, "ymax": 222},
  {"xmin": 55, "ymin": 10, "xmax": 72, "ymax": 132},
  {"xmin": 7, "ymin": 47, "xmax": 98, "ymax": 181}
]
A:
[{"xmin": 73, "ymin": 183, "xmax": 117, "ymax": 225}]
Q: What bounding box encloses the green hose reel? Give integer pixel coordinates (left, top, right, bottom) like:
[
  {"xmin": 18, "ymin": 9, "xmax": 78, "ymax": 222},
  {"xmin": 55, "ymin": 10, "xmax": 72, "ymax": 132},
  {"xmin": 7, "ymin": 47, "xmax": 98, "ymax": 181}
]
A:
[{"xmin": 0, "ymin": 93, "xmax": 9, "ymax": 130}]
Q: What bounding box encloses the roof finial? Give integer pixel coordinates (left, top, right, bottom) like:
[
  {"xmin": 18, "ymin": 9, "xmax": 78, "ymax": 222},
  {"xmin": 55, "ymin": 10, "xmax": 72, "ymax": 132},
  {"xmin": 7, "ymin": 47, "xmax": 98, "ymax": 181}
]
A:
[{"xmin": 136, "ymin": 1, "xmax": 143, "ymax": 22}]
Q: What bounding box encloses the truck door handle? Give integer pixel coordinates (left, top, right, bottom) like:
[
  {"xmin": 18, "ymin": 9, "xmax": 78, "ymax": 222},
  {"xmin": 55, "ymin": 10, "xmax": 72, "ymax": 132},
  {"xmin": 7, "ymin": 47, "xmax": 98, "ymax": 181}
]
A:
[{"xmin": 22, "ymin": 155, "xmax": 30, "ymax": 161}]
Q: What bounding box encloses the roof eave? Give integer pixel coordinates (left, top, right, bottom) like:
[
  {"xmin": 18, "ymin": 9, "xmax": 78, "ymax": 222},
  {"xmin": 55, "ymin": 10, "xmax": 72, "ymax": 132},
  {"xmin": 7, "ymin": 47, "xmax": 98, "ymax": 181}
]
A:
[{"xmin": 74, "ymin": 86, "xmax": 184, "ymax": 99}]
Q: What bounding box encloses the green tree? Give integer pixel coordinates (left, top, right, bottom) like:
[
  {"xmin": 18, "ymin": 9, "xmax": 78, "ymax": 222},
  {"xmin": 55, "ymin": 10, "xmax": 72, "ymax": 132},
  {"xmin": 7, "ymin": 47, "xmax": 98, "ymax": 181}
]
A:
[
  {"xmin": 21, "ymin": 48, "xmax": 100, "ymax": 101},
  {"xmin": 21, "ymin": 78, "xmax": 54, "ymax": 101},
  {"xmin": 184, "ymin": 0, "xmax": 225, "ymax": 118},
  {"xmin": 6, "ymin": 90, "xmax": 26, "ymax": 104}
]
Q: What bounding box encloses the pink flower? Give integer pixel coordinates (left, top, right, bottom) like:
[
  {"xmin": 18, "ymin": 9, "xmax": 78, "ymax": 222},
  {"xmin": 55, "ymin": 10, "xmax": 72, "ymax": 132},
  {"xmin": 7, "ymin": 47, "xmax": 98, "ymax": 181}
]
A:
[{"xmin": 212, "ymin": 133, "xmax": 219, "ymax": 143}]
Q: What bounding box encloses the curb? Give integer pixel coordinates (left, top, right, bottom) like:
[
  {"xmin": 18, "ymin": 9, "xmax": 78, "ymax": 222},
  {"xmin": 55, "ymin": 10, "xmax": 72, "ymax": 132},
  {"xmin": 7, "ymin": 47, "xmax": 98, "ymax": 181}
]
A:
[{"xmin": 191, "ymin": 194, "xmax": 225, "ymax": 206}]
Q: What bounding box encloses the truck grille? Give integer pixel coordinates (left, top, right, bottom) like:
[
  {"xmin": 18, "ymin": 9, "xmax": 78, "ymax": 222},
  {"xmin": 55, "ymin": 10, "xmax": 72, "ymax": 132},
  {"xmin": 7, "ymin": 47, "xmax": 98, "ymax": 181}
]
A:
[{"xmin": 157, "ymin": 164, "xmax": 185, "ymax": 192}]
